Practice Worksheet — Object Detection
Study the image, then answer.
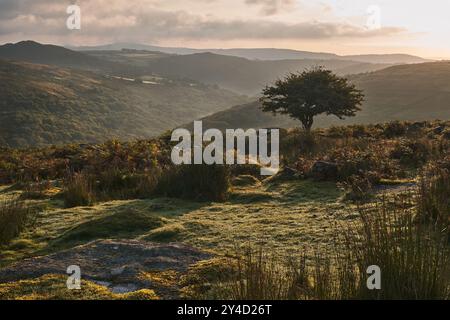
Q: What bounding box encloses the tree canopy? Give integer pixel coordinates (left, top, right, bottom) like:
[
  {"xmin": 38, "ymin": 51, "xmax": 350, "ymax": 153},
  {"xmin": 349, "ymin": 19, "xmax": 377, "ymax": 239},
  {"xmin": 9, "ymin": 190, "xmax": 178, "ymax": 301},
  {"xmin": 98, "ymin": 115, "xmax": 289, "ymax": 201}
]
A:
[{"xmin": 260, "ymin": 67, "xmax": 364, "ymax": 131}]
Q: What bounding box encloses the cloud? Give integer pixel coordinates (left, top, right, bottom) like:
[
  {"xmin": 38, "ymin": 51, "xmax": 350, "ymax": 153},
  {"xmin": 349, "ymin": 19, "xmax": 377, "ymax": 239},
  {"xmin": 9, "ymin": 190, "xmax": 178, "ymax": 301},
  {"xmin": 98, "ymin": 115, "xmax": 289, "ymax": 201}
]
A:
[
  {"xmin": 244, "ymin": 0, "xmax": 295, "ymax": 15},
  {"xmin": 0, "ymin": 0, "xmax": 405, "ymax": 45}
]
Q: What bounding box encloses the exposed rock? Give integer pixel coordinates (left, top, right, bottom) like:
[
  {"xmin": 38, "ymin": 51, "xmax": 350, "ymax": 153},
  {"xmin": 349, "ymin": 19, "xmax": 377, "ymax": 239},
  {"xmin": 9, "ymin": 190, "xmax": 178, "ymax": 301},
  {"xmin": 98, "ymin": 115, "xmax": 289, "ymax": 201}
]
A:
[
  {"xmin": 111, "ymin": 284, "xmax": 139, "ymax": 294},
  {"xmin": 232, "ymin": 175, "xmax": 261, "ymax": 187},
  {"xmin": 433, "ymin": 126, "xmax": 445, "ymax": 134},
  {"xmin": 267, "ymin": 166, "xmax": 299, "ymax": 182},
  {"xmin": 310, "ymin": 161, "xmax": 338, "ymax": 181},
  {"xmin": 407, "ymin": 121, "xmax": 427, "ymax": 133},
  {"xmin": 0, "ymin": 239, "xmax": 211, "ymax": 299}
]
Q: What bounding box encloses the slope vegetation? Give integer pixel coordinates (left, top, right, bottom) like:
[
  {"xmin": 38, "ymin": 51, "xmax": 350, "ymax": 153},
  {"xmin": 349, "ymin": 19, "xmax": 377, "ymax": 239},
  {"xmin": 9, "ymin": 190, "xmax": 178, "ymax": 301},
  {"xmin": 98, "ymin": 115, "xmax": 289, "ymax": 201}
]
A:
[{"xmin": 0, "ymin": 60, "xmax": 247, "ymax": 147}]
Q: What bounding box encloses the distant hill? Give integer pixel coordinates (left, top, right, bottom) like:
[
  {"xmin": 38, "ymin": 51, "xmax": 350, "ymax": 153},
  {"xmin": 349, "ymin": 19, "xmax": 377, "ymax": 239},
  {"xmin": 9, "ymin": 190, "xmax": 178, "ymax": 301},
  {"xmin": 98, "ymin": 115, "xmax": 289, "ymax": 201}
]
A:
[
  {"xmin": 0, "ymin": 41, "xmax": 114, "ymax": 71},
  {"xmin": 0, "ymin": 60, "xmax": 248, "ymax": 147},
  {"xmin": 199, "ymin": 61, "xmax": 450, "ymax": 130},
  {"xmin": 341, "ymin": 54, "xmax": 430, "ymax": 65},
  {"xmin": 0, "ymin": 42, "xmax": 401, "ymax": 96},
  {"xmin": 87, "ymin": 51, "xmax": 392, "ymax": 95},
  {"xmin": 73, "ymin": 43, "xmax": 430, "ymax": 64}
]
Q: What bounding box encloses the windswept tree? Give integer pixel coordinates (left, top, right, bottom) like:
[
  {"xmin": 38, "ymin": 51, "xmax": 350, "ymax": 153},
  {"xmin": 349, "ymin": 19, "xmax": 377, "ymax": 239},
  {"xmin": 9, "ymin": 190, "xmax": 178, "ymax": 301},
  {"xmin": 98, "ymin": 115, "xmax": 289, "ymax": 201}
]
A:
[{"xmin": 260, "ymin": 67, "xmax": 364, "ymax": 131}]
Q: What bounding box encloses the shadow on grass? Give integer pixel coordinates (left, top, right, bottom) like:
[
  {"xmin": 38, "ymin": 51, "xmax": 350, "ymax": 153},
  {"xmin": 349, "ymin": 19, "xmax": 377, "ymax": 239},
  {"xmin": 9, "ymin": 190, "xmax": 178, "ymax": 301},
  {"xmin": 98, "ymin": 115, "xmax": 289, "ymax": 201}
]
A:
[
  {"xmin": 229, "ymin": 179, "xmax": 342, "ymax": 205},
  {"xmin": 42, "ymin": 197, "xmax": 208, "ymax": 253}
]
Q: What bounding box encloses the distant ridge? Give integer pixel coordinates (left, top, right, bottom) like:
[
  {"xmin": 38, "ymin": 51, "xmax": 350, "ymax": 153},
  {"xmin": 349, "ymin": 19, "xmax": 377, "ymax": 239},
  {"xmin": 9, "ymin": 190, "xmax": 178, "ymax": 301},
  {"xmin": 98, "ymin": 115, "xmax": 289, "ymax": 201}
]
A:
[
  {"xmin": 0, "ymin": 41, "xmax": 111, "ymax": 71},
  {"xmin": 70, "ymin": 42, "xmax": 431, "ymax": 64}
]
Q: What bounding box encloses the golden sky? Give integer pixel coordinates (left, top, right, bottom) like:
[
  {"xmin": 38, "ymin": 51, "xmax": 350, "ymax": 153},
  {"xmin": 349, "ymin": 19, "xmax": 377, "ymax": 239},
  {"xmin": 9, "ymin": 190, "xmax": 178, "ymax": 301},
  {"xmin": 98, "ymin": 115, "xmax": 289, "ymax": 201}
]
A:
[{"xmin": 1, "ymin": 0, "xmax": 449, "ymax": 58}]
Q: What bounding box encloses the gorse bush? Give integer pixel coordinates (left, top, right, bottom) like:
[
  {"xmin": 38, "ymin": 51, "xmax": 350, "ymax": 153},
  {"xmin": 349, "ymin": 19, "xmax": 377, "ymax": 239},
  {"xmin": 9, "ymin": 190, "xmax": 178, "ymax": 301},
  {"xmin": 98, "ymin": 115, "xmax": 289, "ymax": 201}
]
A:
[
  {"xmin": 157, "ymin": 164, "xmax": 230, "ymax": 202},
  {"xmin": 0, "ymin": 199, "xmax": 36, "ymax": 244},
  {"xmin": 390, "ymin": 138, "xmax": 434, "ymax": 167}
]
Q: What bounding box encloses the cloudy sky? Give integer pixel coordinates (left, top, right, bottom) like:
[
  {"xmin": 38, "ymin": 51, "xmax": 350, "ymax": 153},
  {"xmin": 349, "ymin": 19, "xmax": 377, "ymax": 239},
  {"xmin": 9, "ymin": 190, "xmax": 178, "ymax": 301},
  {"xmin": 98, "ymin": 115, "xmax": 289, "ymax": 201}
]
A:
[{"xmin": 0, "ymin": 0, "xmax": 449, "ymax": 58}]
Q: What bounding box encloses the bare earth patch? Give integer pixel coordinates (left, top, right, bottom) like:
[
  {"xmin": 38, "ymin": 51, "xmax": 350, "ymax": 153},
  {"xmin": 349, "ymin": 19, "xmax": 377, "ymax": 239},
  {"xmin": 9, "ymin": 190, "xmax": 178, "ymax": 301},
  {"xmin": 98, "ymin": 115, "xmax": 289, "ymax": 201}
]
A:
[{"xmin": 0, "ymin": 239, "xmax": 211, "ymax": 299}]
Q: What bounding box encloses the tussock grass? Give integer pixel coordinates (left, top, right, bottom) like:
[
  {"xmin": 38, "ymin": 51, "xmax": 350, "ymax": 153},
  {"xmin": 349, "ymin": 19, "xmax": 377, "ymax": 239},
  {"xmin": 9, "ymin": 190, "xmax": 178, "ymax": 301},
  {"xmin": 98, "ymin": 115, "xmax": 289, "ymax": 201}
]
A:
[
  {"xmin": 206, "ymin": 195, "xmax": 450, "ymax": 300},
  {"xmin": 156, "ymin": 164, "xmax": 230, "ymax": 202},
  {"xmin": 0, "ymin": 199, "xmax": 36, "ymax": 245},
  {"xmin": 417, "ymin": 164, "xmax": 450, "ymax": 231},
  {"xmin": 63, "ymin": 173, "xmax": 95, "ymax": 208}
]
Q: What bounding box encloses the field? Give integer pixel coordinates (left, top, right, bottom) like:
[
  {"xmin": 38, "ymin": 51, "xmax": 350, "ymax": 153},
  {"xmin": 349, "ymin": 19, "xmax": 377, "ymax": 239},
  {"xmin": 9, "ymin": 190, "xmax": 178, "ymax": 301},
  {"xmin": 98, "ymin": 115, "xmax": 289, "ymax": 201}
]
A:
[{"xmin": 0, "ymin": 120, "xmax": 449, "ymax": 300}]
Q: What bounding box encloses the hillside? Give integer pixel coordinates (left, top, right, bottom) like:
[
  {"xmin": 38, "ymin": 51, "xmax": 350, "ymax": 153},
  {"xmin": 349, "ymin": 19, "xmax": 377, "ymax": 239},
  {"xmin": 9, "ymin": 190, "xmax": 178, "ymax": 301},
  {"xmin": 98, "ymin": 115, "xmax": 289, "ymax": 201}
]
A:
[
  {"xmin": 0, "ymin": 42, "xmax": 396, "ymax": 96},
  {"xmin": 111, "ymin": 52, "xmax": 392, "ymax": 95},
  {"xmin": 199, "ymin": 61, "xmax": 450, "ymax": 130},
  {"xmin": 0, "ymin": 60, "xmax": 248, "ymax": 147},
  {"xmin": 0, "ymin": 41, "xmax": 115, "ymax": 72}
]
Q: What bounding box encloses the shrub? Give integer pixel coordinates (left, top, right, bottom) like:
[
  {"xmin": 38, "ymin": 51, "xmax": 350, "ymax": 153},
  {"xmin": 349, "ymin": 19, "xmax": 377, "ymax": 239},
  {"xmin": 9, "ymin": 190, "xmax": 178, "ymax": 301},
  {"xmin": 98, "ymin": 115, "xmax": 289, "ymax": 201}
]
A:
[
  {"xmin": 94, "ymin": 168, "xmax": 160, "ymax": 200},
  {"xmin": 280, "ymin": 130, "xmax": 317, "ymax": 160},
  {"xmin": 341, "ymin": 174, "xmax": 374, "ymax": 202},
  {"xmin": 383, "ymin": 121, "xmax": 407, "ymax": 138},
  {"xmin": 390, "ymin": 138, "xmax": 433, "ymax": 167},
  {"xmin": 0, "ymin": 199, "xmax": 36, "ymax": 244},
  {"xmin": 328, "ymin": 146, "xmax": 388, "ymax": 181},
  {"xmin": 63, "ymin": 172, "xmax": 95, "ymax": 208},
  {"xmin": 19, "ymin": 180, "xmax": 52, "ymax": 200},
  {"xmin": 157, "ymin": 164, "xmax": 230, "ymax": 202}
]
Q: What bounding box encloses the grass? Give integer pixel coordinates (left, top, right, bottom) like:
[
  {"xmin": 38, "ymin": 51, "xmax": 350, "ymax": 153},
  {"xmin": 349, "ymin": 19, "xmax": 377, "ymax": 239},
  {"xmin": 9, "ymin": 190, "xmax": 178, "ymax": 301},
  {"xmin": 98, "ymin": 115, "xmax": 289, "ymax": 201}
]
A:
[
  {"xmin": 0, "ymin": 199, "xmax": 36, "ymax": 245},
  {"xmin": 0, "ymin": 185, "xmax": 206, "ymax": 267},
  {"xmin": 0, "ymin": 274, "xmax": 158, "ymax": 300},
  {"xmin": 193, "ymin": 196, "xmax": 450, "ymax": 300},
  {"xmin": 0, "ymin": 178, "xmax": 345, "ymax": 268},
  {"xmin": 417, "ymin": 164, "xmax": 450, "ymax": 229},
  {"xmin": 48, "ymin": 209, "xmax": 165, "ymax": 250},
  {"xmin": 63, "ymin": 173, "xmax": 95, "ymax": 208},
  {"xmin": 1, "ymin": 148, "xmax": 449, "ymax": 299}
]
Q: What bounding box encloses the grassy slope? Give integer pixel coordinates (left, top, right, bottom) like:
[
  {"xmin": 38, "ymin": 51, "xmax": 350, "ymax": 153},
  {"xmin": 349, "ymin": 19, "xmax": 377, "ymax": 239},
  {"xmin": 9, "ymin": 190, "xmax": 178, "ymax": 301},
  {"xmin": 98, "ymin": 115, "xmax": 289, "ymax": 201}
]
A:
[
  {"xmin": 0, "ymin": 60, "xmax": 248, "ymax": 147},
  {"xmin": 200, "ymin": 61, "xmax": 450, "ymax": 130}
]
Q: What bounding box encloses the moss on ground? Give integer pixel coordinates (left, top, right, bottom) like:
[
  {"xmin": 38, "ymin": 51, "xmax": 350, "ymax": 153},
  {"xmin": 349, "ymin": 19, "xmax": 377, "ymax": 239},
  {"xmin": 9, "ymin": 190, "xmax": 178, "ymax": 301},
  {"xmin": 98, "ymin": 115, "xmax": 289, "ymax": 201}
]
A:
[{"xmin": 0, "ymin": 274, "xmax": 159, "ymax": 300}]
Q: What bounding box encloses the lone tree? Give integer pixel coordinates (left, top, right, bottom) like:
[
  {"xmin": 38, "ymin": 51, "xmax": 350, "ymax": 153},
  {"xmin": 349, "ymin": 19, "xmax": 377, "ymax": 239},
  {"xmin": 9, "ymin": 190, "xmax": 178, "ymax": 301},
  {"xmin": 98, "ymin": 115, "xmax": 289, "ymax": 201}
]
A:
[{"xmin": 260, "ymin": 67, "xmax": 364, "ymax": 131}]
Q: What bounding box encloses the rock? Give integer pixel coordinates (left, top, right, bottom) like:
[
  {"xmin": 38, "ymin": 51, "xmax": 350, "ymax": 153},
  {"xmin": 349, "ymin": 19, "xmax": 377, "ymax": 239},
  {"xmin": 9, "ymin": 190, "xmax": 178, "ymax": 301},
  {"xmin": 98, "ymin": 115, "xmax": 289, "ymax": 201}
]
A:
[
  {"xmin": 111, "ymin": 284, "xmax": 138, "ymax": 294},
  {"xmin": 0, "ymin": 239, "xmax": 211, "ymax": 299},
  {"xmin": 110, "ymin": 266, "xmax": 126, "ymax": 276},
  {"xmin": 232, "ymin": 175, "xmax": 260, "ymax": 187},
  {"xmin": 265, "ymin": 167, "xmax": 299, "ymax": 183},
  {"xmin": 408, "ymin": 121, "xmax": 426, "ymax": 132},
  {"xmin": 433, "ymin": 126, "xmax": 445, "ymax": 134},
  {"xmin": 310, "ymin": 161, "xmax": 338, "ymax": 181}
]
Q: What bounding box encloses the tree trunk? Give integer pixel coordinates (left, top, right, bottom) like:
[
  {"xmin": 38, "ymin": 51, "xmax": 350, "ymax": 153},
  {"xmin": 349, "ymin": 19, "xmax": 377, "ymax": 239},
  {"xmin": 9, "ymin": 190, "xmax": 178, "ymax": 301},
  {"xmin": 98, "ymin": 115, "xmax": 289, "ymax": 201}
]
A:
[{"xmin": 302, "ymin": 117, "xmax": 314, "ymax": 132}]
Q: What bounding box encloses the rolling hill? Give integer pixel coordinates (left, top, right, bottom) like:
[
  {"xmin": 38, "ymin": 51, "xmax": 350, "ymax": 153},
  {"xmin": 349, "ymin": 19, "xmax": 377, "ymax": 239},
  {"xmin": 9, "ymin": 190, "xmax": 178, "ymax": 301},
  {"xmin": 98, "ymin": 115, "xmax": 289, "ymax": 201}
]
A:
[
  {"xmin": 1, "ymin": 41, "xmax": 403, "ymax": 96},
  {"xmin": 0, "ymin": 60, "xmax": 248, "ymax": 147},
  {"xmin": 199, "ymin": 61, "xmax": 450, "ymax": 130},
  {"xmin": 0, "ymin": 41, "xmax": 114, "ymax": 71},
  {"xmin": 85, "ymin": 50, "xmax": 392, "ymax": 95}
]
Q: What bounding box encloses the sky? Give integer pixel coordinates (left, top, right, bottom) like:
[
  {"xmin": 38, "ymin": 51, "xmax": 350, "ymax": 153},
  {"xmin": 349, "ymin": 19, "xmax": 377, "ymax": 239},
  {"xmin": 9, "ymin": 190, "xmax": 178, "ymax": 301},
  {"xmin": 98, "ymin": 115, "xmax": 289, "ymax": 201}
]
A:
[{"xmin": 0, "ymin": 0, "xmax": 449, "ymax": 59}]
